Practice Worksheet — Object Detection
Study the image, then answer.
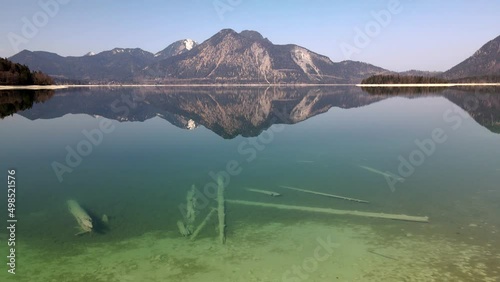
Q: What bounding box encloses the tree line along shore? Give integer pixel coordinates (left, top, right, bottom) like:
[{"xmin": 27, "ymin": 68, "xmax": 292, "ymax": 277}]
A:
[{"xmin": 0, "ymin": 58, "xmax": 53, "ymax": 86}]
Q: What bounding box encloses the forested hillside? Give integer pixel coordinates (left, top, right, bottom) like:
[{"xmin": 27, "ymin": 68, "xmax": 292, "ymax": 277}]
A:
[{"xmin": 0, "ymin": 58, "xmax": 53, "ymax": 85}]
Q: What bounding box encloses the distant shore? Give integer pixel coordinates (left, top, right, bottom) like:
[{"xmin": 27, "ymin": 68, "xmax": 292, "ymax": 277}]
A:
[
  {"xmin": 0, "ymin": 84, "xmax": 354, "ymax": 90},
  {"xmin": 1, "ymin": 83, "xmax": 499, "ymax": 91},
  {"xmin": 358, "ymin": 83, "xmax": 500, "ymax": 87},
  {"xmin": 0, "ymin": 85, "xmax": 71, "ymax": 90}
]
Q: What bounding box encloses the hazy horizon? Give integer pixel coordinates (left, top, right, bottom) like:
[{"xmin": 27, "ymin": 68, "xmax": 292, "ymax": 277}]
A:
[{"xmin": 1, "ymin": 0, "xmax": 499, "ymax": 72}]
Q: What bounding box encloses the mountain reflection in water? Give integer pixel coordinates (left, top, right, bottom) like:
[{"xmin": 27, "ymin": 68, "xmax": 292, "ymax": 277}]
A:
[{"xmin": 1, "ymin": 86, "xmax": 499, "ymax": 137}]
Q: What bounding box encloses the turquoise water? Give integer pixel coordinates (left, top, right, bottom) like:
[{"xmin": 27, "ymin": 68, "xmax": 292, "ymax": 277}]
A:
[{"xmin": 0, "ymin": 87, "xmax": 499, "ymax": 281}]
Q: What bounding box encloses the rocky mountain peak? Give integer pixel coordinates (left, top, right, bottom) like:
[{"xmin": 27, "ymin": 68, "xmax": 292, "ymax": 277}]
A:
[
  {"xmin": 154, "ymin": 39, "xmax": 198, "ymax": 60},
  {"xmin": 145, "ymin": 29, "xmax": 387, "ymax": 84},
  {"xmin": 240, "ymin": 30, "xmax": 265, "ymax": 41}
]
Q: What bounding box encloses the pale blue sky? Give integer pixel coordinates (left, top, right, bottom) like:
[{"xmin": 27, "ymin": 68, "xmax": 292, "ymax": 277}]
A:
[{"xmin": 1, "ymin": 0, "xmax": 498, "ymax": 71}]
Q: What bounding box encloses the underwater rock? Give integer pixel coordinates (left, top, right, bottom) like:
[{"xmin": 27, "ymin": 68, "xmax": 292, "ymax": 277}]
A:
[{"xmin": 102, "ymin": 214, "xmax": 109, "ymax": 225}]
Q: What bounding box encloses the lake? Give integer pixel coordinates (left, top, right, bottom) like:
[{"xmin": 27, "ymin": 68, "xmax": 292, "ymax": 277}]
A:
[{"xmin": 1, "ymin": 86, "xmax": 499, "ymax": 281}]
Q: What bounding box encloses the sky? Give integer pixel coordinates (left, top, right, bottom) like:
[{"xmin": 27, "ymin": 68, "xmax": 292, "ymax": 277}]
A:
[{"xmin": 0, "ymin": 0, "xmax": 498, "ymax": 72}]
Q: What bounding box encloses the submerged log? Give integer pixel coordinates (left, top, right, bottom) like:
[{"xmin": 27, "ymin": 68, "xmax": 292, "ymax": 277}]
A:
[
  {"xmin": 226, "ymin": 200, "xmax": 429, "ymax": 223},
  {"xmin": 245, "ymin": 188, "xmax": 281, "ymax": 197},
  {"xmin": 279, "ymin": 185, "xmax": 369, "ymax": 204},
  {"xmin": 177, "ymin": 220, "xmax": 191, "ymax": 237},
  {"xmin": 358, "ymin": 165, "xmax": 405, "ymax": 182},
  {"xmin": 67, "ymin": 199, "xmax": 93, "ymax": 236},
  {"xmin": 190, "ymin": 208, "xmax": 217, "ymax": 241},
  {"xmin": 217, "ymin": 176, "xmax": 226, "ymax": 244},
  {"xmin": 185, "ymin": 185, "xmax": 197, "ymax": 232}
]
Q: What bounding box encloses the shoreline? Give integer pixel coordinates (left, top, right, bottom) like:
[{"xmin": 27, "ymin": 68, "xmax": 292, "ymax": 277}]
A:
[
  {"xmin": 357, "ymin": 83, "xmax": 500, "ymax": 87},
  {"xmin": 0, "ymin": 83, "xmax": 499, "ymax": 91},
  {"xmin": 0, "ymin": 84, "xmax": 355, "ymax": 90}
]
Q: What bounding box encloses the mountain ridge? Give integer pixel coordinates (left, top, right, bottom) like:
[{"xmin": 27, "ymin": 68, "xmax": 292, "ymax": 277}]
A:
[
  {"xmin": 9, "ymin": 29, "xmax": 390, "ymax": 84},
  {"xmin": 442, "ymin": 35, "xmax": 500, "ymax": 80},
  {"xmin": 8, "ymin": 87, "xmax": 500, "ymax": 138},
  {"xmin": 8, "ymin": 29, "xmax": 500, "ymax": 84}
]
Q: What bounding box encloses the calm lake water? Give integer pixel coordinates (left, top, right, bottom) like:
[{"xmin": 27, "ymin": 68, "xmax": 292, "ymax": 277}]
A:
[{"xmin": 0, "ymin": 86, "xmax": 499, "ymax": 281}]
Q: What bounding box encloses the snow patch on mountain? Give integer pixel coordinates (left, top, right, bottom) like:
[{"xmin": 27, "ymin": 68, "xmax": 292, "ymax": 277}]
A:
[
  {"xmin": 154, "ymin": 39, "xmax": 197, "ymax": 59},
  {"xmin": 184, "ymin": 39, "xmax": 195, "ymax": 50},
  {"xmin": 112, "ymin": 48, "xmax": 125, "ymax": 54},
  {"xmin": 186, "ymin": 119, "xmax": 197, "ymax": 130}
]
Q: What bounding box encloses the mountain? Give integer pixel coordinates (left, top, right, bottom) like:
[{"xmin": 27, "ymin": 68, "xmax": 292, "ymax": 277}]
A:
[
  {"xmin": 142, "ymin": 29, "xmax": 388, "ymax": 84},
  {"xmin": 10, "ymin": 40, "xmax": 199, "ymax": 83},
  {"xmin": 443, "ymin": 35, "xmax": 500, "ymax": 80},
  {"xmin": 9, "ymin": 29, "xmax": 388, "ymax": 84},
  {"xmin": 9, "ymin": 48, "xmax": 155, "ymax": 83},
  {"xmin": 154, "ymin": 39, "xmax": 197, "ymax": 61},
  {"xmin": 7, "ymin": 31, "xmax": 500, "ymax": 84}
]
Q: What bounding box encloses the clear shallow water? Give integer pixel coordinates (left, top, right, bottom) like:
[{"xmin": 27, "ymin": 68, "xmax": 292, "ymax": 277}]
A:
[{"xmin": 0, "ymin": 87, "xmax": 499, "ymax": 281}]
